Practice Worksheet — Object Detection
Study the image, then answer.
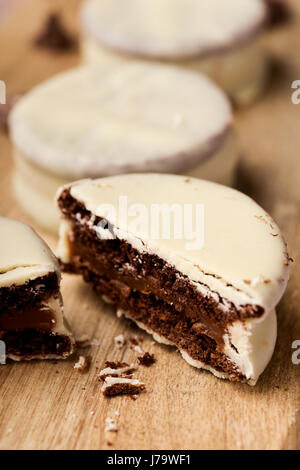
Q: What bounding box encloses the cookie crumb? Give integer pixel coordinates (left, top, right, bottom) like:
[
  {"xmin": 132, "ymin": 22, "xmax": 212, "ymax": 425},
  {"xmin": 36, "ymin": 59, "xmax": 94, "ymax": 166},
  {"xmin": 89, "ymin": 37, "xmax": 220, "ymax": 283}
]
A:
[
  {"xmin": 138, "ymin": 352, "xmax": 156, "ymax": 367},
  {"xmin": 105, "ymin": 417, "xmax": 118, "ymax": 432},
  {"xmin": 130, "ymin": 395, "xmax": 138, "ymax": 401},
  {"xmin": 129, "ymin": 336, "xmax": 143, "ymax": 354},
  {"xmin": 132, "ymin": 344, "xmax": 143, "ymax": 354},
  {"xmin": 98, "ymin": 361, "xmax": 136, "ymax": 381},
  {"xmin": 74, "ymin": 355, "xmax": 91, "ymax": 372},
  {"xmin": 264, "ymin": 0, "xmax": 291, "ymax": 27},
  {"xmin": 102, "ymin": 377, "xmax": 145, "ymax": 397},
  {"xmin": 114, "ymin": 334, "xmax": 125, "ymax": 349}
]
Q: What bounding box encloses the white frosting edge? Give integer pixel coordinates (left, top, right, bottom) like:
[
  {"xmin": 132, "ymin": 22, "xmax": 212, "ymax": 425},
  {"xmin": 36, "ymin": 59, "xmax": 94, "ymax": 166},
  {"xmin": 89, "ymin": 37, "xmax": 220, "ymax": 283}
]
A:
[{"xmin": 114, "ymin": 306, "xmax": 276, "ymax": 385}]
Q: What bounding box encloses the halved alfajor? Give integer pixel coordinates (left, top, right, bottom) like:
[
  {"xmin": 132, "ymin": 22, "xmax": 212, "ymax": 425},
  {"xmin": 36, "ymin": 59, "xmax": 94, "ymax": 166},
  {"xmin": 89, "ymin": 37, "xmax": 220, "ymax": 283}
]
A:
[{"xmin": 57, "ymin": 174, "xmax": 289, "ymax": 385}]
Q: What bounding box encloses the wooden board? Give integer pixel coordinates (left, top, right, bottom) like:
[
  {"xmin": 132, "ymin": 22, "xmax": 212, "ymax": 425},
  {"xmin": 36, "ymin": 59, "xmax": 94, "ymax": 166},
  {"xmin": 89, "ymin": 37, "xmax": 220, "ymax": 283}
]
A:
[{"xmin": 0, "ymin": 0, "xmax": 299, "ymax": 450}]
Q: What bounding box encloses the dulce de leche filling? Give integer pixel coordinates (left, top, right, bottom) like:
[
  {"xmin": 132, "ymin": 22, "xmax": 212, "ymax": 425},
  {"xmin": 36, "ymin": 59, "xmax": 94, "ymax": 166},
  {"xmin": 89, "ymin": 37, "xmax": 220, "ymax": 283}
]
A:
[
  {"xmin": 64, "ymin": 209, "xmax": 262, "ymax": 352},
  {"xmin": 0, "ymin": 272, "xmax": 58, "ymax": 332},
  {"xmin": 68, "ymin": 236, "xmax": 227, "ymax": 347},
  {"xmin": 65, "ymin": 223, "xmax": 248, "ymax": 381},
  {"xmin": 0, "ymin": 303, "xmax": 56, "ymax": 331}
]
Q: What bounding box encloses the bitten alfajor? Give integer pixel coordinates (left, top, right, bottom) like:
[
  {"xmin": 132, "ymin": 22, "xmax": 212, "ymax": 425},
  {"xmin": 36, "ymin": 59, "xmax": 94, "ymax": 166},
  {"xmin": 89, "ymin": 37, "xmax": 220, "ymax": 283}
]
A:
[
  {"xmin": 57, "ymin": 174, "xmax": 289, "ymax": 385},
  {"xmin": 0, "ymin": 217, "xmax": 74, "ymax": 361}
]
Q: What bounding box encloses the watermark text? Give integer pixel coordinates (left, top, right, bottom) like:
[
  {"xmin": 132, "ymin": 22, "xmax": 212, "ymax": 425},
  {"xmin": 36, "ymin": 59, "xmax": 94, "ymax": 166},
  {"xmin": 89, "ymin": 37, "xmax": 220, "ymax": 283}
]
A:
[{"xmin": 94, "ymin": 196, "xmax": 205, "ymax": 250}]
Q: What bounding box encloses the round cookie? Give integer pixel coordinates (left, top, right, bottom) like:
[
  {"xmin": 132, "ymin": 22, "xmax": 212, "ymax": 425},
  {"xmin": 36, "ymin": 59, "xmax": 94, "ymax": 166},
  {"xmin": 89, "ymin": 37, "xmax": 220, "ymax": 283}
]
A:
[
  {"xmin": 57, "ymin": 174, "xmax": 289, "ymax": 384},
  {"xmin": 10, "ymin": 63, "xmax": 238, "ymax": 233},
  {"xmin": 80, "ymin": 0, "xmax": 268, "ymax": 106}
]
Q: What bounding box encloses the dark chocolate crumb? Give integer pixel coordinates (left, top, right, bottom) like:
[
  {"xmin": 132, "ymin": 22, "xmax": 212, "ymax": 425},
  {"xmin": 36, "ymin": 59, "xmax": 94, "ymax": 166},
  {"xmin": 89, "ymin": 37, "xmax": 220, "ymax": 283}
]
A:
[
  {"xmin": 34, "ymin": 13, "xmax": 76, "ymax": 52},
  {"xmin": 264, "ymin": 0, "xmax": 291, "ymax": 27},
  {"xmin": 2, "ymin": 329, "xmax": 73, "ymax": 358},
  {"xmin": 137, "ymin": 352, "xmax": 156, "ymax": 367},
  {"xmin": 129, "ymin": 336, "xmax": 139, "ymax": 346},
  {"xmin": 104, "ymin": 361, "xmax": 129, "ymax": 369},
  {"xmin": 103, "ymin": 382, "xmax": 145, "ymax": 398}
]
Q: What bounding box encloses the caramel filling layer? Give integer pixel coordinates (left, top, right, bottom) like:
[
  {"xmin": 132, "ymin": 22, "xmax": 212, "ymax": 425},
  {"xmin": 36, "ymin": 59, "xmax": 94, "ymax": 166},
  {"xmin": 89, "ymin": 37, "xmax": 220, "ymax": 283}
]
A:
[
  {"xmin": 69, "ymin": 236, "xmax": 227, "ymax": 346},
  {"xmin": 0, "ymin": 303, "xmax": 56, "ymax": 331}
]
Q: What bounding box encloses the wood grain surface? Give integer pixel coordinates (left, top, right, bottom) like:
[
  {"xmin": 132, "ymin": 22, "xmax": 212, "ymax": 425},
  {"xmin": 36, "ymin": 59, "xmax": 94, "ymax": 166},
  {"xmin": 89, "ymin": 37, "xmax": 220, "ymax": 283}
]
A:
[{"xmin": 0, "ymin": 0, "xmax": 299, "ymax": 450}]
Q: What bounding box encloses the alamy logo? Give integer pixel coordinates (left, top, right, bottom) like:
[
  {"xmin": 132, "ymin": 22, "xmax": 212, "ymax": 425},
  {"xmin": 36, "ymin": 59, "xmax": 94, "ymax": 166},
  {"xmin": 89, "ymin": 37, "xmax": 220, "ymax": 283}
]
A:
[
  {"xmin": 0, "ymin": 80, "xmax": 6, "ymax": 104},
  {"xmin": 94, "ymin": 196, "xmax": 205, "ymax": 250},
  {"xmin": 0, "ymin": 340, "xmax": 6, "ymax": 364},
  {"xmin": 291, "ymin": 340, "xmax": 300, "ymax": 365},
  {"xmin": 291, "ymin": 80, "xmax": 300, "ymax": 104}
]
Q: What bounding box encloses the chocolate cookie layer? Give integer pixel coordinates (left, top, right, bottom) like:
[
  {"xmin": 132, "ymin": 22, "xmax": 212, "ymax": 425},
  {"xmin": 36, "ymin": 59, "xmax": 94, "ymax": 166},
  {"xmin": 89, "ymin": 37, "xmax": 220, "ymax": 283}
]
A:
[
  {"xmin": 0, "ymin": 329, "xmax": 73, "ymax": 360},
  {"xmin": 0, "ymin": 272, "xmax": 58, "ymax": 315}
]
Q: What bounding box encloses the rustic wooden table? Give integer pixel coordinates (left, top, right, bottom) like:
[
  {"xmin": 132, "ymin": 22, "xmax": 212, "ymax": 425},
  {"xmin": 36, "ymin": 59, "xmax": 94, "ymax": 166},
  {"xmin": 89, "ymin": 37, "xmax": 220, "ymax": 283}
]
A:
[{"xmin": 0, "ymin": 0, "xmax": 299, "ymax": 450}]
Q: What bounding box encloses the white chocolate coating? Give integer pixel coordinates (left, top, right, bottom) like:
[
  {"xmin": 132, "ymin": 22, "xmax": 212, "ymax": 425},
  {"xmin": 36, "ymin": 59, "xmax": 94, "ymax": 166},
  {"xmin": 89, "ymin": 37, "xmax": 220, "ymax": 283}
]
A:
[
  {"xmin": 81, "ymin": 0, "xmax": 266, "ymax": 59},
  {"xmin": 223, "ymin": 308, "xmax": 277, "ymax": 385},
  {"xmin": 0, "ymin": 217, "xmax": 59, "ymax": 287},
  {"xmin": 80, "ymin": 0, "xmax": 268, "ymax": 105},
  {"xmin": 60, "ymin": 174, "xmax": 289, "ymax": 314},
  {"xmin": 10, "ymin": 63, "xmax": 233, "ymax": 179},
  {"xmin": 82, "ymin": 35, "xmax": 267, "ymax": 107}
]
